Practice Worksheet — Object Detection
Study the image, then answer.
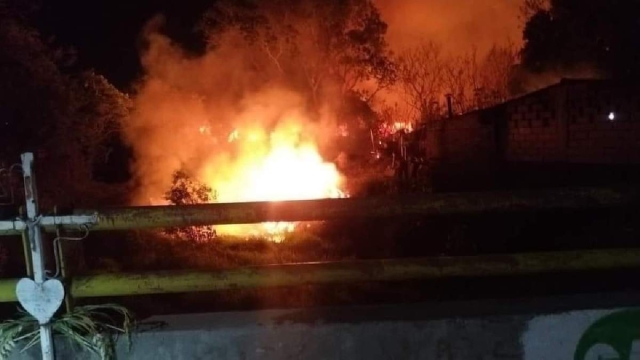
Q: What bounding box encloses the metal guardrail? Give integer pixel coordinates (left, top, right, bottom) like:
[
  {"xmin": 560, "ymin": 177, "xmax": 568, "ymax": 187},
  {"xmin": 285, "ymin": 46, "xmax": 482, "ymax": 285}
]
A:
[
  {"xmin": 0, "ymin": 155, "xmax": 638, "ymax": 300},
  {"xmin": 0, "ymin": 186, "xmax": 636, "ymax": 235},
  {"xmin": 0, "ymin": 248, "xmax": 638, "ymax": 302},
  {"xmin": 2, "ymin": 153, "xmax": 640, "ymax": 358}
]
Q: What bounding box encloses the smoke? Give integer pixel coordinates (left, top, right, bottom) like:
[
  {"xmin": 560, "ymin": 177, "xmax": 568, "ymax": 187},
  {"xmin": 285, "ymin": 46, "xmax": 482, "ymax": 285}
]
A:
[
  {"xmin": 375, "ymin": 0, "xmax": 524, "ymax": 55},
  {"xmin": 124, "ymin": 1, "xmax": 561, "ymax": 204},
  {"xmin": 124, "ymin": 16, "xmax": 339, "ymax": 204},
  {"xmin": 514, "ymin": 63, "xmax": 605, "ymax": 94}
]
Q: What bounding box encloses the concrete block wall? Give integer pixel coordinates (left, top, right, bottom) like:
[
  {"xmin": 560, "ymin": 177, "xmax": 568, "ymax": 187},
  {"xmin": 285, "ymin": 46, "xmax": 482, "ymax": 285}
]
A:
[
  {"xmin": 505, "ymin": 89, "xmax": 564, "ymax": 162},
  {"xmin": 422, "ymin": 112, "xmax": 496, "ymax": 165},
  {"xmin": 418, "ymin": 112, "xmax": 498, "ymax": 190},
  {"xmin": 409, "ymin": 80, "xmax": 640, "ymax": 189},
  {"xmin": 505, "ymin": 80, "xmax": 640, "ymax": 164},
  {"xmin": 567, "ymin": 122, "xmax": 640, "ymax": 163},
  {"xmin": 564, "ymin": 81, "xmax": 640, "ymax": 164}
]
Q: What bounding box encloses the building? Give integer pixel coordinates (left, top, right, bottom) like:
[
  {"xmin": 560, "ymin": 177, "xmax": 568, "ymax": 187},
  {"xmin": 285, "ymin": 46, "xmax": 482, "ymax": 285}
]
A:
[{"xmin": 416, "ymin": 79, "xmax": 640, "ymax": 191}]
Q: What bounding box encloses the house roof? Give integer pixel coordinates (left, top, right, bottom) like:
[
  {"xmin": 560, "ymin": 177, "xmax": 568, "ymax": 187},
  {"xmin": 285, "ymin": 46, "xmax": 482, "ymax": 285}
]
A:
[{"xmin": 458, "ymin": 78, "xmax": 633, "ymax": 119}]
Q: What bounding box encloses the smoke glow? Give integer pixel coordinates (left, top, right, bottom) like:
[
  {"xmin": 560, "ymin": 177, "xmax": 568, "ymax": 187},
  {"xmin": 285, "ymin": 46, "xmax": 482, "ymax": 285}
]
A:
[{"xmin": 124, "ymin": 20, "xmax": 346, "ymax": 238}]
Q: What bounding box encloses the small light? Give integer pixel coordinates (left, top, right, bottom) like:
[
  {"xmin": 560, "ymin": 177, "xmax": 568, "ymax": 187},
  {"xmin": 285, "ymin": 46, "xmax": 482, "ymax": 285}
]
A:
[{"xmin": 608, "ymin": 112, "xmax": 615, "ymax": 121}]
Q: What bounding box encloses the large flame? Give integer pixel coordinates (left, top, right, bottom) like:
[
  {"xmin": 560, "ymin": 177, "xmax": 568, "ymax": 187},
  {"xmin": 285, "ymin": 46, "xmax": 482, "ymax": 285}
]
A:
[{"xmin": 198, "ymin": 117, "xmax": 345, "ymax": 240}]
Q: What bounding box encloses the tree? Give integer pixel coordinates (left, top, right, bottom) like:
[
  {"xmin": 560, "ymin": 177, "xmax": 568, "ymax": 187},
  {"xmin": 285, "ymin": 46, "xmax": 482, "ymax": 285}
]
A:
[
  {"xmin": 163, "ymin": 170, "xmax": 217, "ymax": 242},
  {"xmin": 475, "ymin": 43, "xmax": 518, "ymax": 107},
  {"xmin": 0, "ymin": 1, "xmax": 131, "ymax": 208},
  {"xmin": 37, "ymin": 71, "xmax": 132, "ymax": 207},
  {"xmin": 396, "ymin": 41, "xmax": 444, "ymax": 122},
  {"xmin": 395, "ymin": 41, "xmax": 517, "ymax": 121},
  {"xmin": 442, "ymin": 48, "xmax": 479, "ymax": 114},
  {"xmin": 199, "ymin": 0, "xmax": 396, "ymax": 109},
  {"xmin": 521, "ymin": 0, "xmax": 640, "ymax": 79},
  {"xmin": 520, "ymin": 0, "xmax": 548, "ymax": 19},
  {"xmin": 0, "ymin": 0, "xmax": 67, "ymax": 161}
]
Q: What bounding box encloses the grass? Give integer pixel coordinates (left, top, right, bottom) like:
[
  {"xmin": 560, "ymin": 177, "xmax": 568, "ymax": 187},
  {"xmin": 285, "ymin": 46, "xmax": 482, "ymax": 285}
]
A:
[{"xmin": 0, "ymin": 304, "xmax": 133, "ymax": 360}]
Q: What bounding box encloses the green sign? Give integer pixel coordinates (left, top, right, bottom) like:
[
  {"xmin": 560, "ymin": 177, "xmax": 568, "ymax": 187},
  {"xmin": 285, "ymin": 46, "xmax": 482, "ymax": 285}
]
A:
[{"xmin": 574, "ymin": 309, "xmax": 640, "ymax": 360}]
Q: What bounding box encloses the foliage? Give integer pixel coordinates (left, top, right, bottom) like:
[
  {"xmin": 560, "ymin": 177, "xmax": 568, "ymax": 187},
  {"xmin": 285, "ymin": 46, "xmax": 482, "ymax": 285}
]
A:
[
  {"xmin": 62, "ymin": 71, "xmax": 131, "ymax": 172},
  {"xmin": 163, "ymin": 170, "xmax": 217, "ymax": 242},
  {"xmin": 0, "ymin": 304, "xmax": 133, "ymax": 360},
  {"xmin": 519, "ymin": 0, "xmax": 548, "ymax": 19},
  {"xmin": 521, "ymin": 0, "xmax": 640, "ymax": 78},
  {"xmin": 397, "ymin": 42, "xmax": 445, "ymax": 122},
  {"xmin": 37, "ymin": 70, "xmax": 132, "ymax": 208},
  {"xmin": 0, "ymin": 1, "xmax": 67, "ymax": 161},
  {"xmin": 0, "ymin": 2, "xmax": 131, "ymax": 208},
  {"xmin": 164, "ymin": 170, "xmax": 213, "ymax": 206},
  {"xmin": 395, "ymin": 41, "xmax": 518, "ymax": 123},
  {"xmin": 474, "ymin": 44, "xmax": 519, "ymax": 106},
  {"xmin": 200, "ymin": 0, "xmax": 396, "ymax": 108}
]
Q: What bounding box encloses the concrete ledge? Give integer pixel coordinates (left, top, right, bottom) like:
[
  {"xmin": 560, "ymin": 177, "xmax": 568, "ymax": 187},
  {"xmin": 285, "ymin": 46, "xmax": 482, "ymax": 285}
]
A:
[{"xmin": 11, "ymin": 292, "xmax": 640, "ymax": 360}]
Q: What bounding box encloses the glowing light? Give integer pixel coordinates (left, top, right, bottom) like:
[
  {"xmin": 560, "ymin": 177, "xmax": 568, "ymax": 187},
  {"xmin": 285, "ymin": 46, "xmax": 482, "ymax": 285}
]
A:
[
  {"xmin": 379, "ymin": 121, "xmax": 414, "ymax": 137},
  {"xmin": 338, "ymin": 124, "xmax": 349, "ymax": 137},
  {"xmin": 608, "ymin": 112, "xmax": 615, "ymax": 121},
  {"xmin": 393, "ymin": 121, "xmax": 413, "ymax": 132},
  {"xmin": 227, "ymin": 129, "xmax": 239, "ymax": 142},
  {"xmin": 200, "ymin": 122, "xmax": 346, "ymax": 241},
  {"xmin": 238, "ymin": 144, "xmax": 344, "ymax": 201}
]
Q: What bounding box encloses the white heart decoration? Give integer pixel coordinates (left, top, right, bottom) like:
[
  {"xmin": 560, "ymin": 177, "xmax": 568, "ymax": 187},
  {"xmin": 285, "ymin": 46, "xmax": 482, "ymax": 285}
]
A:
[{"xmin": 16, "ymin": 278, "xmax": 65, "ymax": 324}]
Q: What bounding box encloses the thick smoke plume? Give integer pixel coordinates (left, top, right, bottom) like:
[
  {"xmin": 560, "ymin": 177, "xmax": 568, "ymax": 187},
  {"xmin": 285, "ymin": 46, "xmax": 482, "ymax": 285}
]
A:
[
  {"xmin": 375, "ymin": 0, "xmax": 524, "ymax": 55},
  {"xmin": 125, "ymin": 1, "xmax": 559, "ymax": 204},
  {"xmin": 125, "ymin": 17, "xmax": 339, "ymax": 204}
]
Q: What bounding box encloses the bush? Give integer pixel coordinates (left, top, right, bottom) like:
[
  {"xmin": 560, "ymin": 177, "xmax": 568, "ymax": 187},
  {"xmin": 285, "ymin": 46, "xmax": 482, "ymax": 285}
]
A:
[{"xmin": 163, "ymin": 170, "xmax": 217, "ymax": 243}]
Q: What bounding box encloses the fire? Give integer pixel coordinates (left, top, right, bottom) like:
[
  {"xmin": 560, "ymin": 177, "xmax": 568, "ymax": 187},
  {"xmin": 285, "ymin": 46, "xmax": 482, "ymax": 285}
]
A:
[
  {"xmin": 227, "ymin": 128, "xmax": 239, "ymax": 142},
  {"xmin": 392, "ymin": 121, "xmax": 413, "ymax": 132},
  {"xmin": 198, "ymin": 120, "xmax": 346, "ymax": 240},
  {"xmin": 236, "ymin": 142, "xmax": 344, "ymax": 201},
  {"xmin": 377, "ymin": 121, "xmax": 414, "ymax": 139}
]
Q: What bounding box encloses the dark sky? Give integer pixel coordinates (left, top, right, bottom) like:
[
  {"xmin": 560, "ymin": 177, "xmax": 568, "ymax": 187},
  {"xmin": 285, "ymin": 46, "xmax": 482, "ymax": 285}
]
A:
[
  {"xmin": 31, "ymin": 0, "xmax": 525, "ymax": 91},
  {"xmin": 35, "ymin": 0, "xmax": 212, "ymax": 89}
]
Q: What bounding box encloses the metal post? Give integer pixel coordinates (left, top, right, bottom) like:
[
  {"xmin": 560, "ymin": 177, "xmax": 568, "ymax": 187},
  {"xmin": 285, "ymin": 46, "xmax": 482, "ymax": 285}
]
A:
[{"xmin": 21, "ymin": 153, "xmax": 55, "ymax": 360}]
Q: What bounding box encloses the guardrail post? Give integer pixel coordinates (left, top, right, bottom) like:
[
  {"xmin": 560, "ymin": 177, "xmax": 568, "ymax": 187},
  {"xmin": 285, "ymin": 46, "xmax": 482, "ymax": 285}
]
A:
[{"xmin": 20, "ymin": 153, "xmax": 57, "ymax": 360}]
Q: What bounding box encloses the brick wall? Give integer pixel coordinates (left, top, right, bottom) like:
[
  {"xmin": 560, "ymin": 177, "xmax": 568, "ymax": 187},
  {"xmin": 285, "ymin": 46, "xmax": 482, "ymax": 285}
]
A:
[{"xmin": 505, "ymin": 86, "xmax": 564, "ymax": 162}]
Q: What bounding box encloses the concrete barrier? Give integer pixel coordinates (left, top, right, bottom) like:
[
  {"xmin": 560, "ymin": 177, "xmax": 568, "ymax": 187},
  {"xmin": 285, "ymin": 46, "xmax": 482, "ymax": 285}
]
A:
[
  {"xmin": 11, "ymin": 293, "xmax": 640, "ymax": 359},
  {"xmin": 525, "ymin": 308, "xmax": 640, "ymax": 360}
]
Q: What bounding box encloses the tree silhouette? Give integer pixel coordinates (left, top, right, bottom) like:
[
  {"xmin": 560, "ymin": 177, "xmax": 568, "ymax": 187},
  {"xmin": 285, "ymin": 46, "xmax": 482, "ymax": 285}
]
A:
[
  {"xmin": 0, "ymin": 1, "xmax": 131, "ymax": 207},
  {"xmin": 163, "ymin": 170, "xmax": 217, "ymax": 242},
  {"xmin": 200, "ymin": 0, "xmax": 396, "ymax": 108},
  {"xmin": 521, "ymin": 0, "xmax": 640, "ymax": 79}
]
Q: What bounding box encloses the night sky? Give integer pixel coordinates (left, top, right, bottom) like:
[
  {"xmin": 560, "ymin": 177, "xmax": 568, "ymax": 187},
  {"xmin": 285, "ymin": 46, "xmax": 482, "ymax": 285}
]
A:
[
  {"xmin": 35, "ymin": 0, "xmax": 212, "ymax": 89},
  {"xmin": 31, "ymin": 0, "xmax": 525, "ymax": 91}
]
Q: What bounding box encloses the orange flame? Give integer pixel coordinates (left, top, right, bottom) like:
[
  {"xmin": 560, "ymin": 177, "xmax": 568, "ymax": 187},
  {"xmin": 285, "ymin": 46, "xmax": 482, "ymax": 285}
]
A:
[{"xmin": 199, "ymin": 120, "xmax": 346, "ymax": 241}]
